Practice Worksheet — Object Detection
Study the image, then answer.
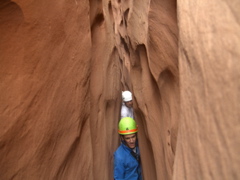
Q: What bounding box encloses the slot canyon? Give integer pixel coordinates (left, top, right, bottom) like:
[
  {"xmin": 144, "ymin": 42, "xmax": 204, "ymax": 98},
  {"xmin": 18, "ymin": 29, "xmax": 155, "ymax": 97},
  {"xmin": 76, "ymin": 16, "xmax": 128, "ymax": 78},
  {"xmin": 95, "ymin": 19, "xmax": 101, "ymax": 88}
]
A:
[{"xmin": 0, "ymin": 0, "xmax": 239, "ymax": 179}]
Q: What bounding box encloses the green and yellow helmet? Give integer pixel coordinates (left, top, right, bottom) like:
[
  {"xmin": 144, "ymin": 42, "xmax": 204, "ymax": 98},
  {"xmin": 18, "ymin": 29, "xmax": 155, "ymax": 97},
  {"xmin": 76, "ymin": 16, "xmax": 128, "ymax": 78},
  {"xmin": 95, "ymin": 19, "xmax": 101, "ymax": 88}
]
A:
[{"xmin": 118, "ymin": 117, "xmax": 138, "ymax": 135}]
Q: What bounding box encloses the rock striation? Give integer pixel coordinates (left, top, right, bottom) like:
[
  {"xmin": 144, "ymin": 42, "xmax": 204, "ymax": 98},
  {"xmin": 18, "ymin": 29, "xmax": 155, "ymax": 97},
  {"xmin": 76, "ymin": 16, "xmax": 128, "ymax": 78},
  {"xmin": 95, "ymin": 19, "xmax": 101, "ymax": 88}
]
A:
[
  {"xmin": 0, "ymin": 0, "xmax": 239, "ymax": 180},
  {"xmin": 0, "ymin": 0, "xmax": 93, "ymax": 179},
  {"xmin": 175, "ymin": 1, "xmax": 240, "ymax": 179}
]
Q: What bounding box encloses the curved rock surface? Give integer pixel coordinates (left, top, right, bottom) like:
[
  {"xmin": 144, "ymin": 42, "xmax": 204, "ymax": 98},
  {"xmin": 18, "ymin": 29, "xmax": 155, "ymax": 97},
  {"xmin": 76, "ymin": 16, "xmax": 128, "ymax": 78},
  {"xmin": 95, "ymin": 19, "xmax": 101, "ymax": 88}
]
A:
[
  {"xmin": 0, "ymin": 0, "xmax": 92, "ymax": 179},
  {"xmin": 0, "ymin": 0, "xmax": 239, "ymax": 180},
  {"xmin": 175, "ymin": 1, "xmax": 240, "ymax": 179}
]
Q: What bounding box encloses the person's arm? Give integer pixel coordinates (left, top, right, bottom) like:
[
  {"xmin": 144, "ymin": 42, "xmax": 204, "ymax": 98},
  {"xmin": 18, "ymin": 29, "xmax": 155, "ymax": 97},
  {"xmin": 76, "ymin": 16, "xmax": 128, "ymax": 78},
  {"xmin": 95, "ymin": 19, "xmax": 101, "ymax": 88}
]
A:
[
  {"xmin": 121, "ymin": 106, "xmax": 128, "ymax": 119},
  {"xmin": 114, "ymin": 153, "xmax": 125, "ymax": 180}
]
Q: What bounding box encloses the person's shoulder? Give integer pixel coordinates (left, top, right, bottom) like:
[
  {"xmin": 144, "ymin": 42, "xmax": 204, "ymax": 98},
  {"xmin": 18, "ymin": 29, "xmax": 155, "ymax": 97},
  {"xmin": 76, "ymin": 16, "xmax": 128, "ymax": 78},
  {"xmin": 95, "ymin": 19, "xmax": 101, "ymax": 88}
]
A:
[
  {"xmin": 114, "ymin": 144, "xmax": 123, "ymax": 153},
  {"xmin": 114, "ymin": 144, "xmax": 127, "ymax": 161},
  {"xmin": 114, "ymin": 144, "xmax": 126, "ymax": 154},
  {"xmin": 121, "ymin": 103, "xmax": 127, "ymax": 109},
  {"xmin": 121, "ymin": 104, "xmax": 128, "ymax": 114},
  {"xmin": 114, "ymin": 147, "xmax": 121, "ymax": 158}
]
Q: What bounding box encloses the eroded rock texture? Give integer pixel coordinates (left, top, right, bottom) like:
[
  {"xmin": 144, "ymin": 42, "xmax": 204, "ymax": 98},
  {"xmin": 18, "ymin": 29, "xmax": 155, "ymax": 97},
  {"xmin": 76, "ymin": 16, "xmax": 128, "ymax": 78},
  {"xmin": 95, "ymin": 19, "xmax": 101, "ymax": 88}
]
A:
[
  {"xmin": 175, "ymin": 1, "xmax": 240, "ymax": 180},
  {"xmin": 0, "ymin": 0, "xmax": 93, "ymax": 179},
  {"xmin": 90, "ymin": 0, "xmax": 178, "ymax": 179},
  {"xmin": 0, "ymin": 0, "xmax": 239, "ymax": 180}
]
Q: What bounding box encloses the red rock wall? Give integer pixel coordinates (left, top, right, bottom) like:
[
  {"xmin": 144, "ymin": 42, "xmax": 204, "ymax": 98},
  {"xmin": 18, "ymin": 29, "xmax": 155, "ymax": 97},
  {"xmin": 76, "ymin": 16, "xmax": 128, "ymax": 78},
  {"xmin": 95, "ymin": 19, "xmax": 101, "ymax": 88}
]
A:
[
  {"xmin": 90, "ymin": 0, "xmax": 178, "ymax": 179},
  {"xmin": 0, "ymin": 0, "xmax": 93, "ymax": 179},
  {"xmin": 89, "ymin": 0, "xmax": 122, "ymax": 179},
  {"xmin": 175, "ymin": 1, "xmax": 240, "ymax": 179},
  {"xmin": 126, "ymin": 0, "xmax": 179, "ymax": 179},
  {"xmin": 0, "ymin": 0, "xmax": 239, "ymax": 180}
]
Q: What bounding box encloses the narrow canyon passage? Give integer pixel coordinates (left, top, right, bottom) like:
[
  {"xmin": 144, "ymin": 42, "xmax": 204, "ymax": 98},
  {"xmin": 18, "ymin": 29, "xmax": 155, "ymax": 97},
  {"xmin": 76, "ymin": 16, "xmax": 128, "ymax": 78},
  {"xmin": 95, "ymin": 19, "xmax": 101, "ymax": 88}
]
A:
[
  {"xmin": 89, "ymin": 0, "xmax": 179, "ymax": 179},
  {"xmin": 0, "ymin": 0, "xmax": 240, "ymax": 180}
]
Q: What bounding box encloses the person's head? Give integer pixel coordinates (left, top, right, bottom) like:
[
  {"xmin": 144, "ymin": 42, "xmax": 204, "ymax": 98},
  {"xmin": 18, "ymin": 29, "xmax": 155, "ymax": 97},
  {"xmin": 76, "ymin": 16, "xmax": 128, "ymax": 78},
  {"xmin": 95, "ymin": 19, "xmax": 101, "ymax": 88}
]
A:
[
  {"xmin": 122, "ymin": 91, "xmax": 133, "ymax": 108},
  {"xmin": 118, "ymin": 117, "xmax": 138, "ymax": 149}
]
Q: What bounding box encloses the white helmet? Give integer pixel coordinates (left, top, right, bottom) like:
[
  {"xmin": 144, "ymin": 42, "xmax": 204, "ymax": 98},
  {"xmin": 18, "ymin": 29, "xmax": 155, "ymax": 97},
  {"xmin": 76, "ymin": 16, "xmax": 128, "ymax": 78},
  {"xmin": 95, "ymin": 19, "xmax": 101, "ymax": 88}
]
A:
[{"xmin": 122, "ymin": 91, "xmax": 132, "ymax": 102}]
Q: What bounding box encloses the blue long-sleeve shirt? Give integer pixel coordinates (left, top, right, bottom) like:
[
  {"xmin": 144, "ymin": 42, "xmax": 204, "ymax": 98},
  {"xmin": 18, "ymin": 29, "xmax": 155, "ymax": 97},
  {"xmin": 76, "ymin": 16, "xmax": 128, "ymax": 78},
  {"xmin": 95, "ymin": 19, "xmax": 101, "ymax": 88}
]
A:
[{"xmin": 114, "ymin": 142, "xmax": 142, "ymax": 180}]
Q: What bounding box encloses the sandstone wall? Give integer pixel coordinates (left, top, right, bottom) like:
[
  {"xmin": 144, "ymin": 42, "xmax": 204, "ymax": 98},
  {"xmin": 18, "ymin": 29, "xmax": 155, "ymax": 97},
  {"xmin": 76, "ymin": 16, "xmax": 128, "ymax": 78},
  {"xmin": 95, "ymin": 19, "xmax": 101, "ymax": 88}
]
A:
[
  {"xmin": 0, "ymin": 0, "xmax": 93, "ymax": 179},
  {"xmin": 175, "ymin": 1, "xmax": 240, "ymax": 179},
  {"xmin": 90, "ymin": 0, "xmax": 178, "ymax": 179},
  {"xmin": 0, "ymin": 0, "xmax": 239, "ymax": 180}
]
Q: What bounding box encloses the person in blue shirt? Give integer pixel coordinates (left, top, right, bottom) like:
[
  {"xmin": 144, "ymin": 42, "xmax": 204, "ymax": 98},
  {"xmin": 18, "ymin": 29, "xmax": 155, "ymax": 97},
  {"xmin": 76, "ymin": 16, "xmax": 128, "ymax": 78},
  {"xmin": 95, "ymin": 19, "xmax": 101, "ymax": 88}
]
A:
[{"xmin": 114, "ymin": 117, "xmax": 142, "ymax": 180}]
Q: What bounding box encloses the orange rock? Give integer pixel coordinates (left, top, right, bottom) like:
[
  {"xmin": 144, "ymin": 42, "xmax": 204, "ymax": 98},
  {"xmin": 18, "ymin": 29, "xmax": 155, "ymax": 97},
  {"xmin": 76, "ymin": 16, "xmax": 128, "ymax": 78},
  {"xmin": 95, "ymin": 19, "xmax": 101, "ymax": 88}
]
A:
[{"xmin": 0, "ymin": 0, "xmax": 239, "ymax": 180}]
